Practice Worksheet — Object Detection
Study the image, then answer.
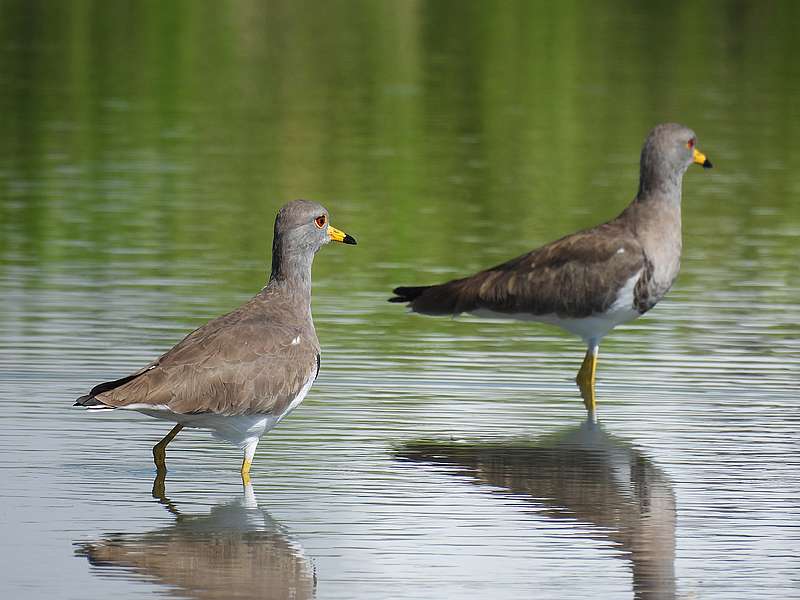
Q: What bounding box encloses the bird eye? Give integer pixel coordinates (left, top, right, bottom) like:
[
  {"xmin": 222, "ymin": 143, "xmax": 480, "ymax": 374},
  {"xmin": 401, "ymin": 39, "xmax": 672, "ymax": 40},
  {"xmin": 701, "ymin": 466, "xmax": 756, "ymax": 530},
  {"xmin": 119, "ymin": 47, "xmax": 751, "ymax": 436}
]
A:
[
  {"xmin": 687, "ymin": 138, "xmax": 696, "ymax": 150},
  {"xmin": 314, "ymin": 215, "xmax": 327, "ymax": 228}
]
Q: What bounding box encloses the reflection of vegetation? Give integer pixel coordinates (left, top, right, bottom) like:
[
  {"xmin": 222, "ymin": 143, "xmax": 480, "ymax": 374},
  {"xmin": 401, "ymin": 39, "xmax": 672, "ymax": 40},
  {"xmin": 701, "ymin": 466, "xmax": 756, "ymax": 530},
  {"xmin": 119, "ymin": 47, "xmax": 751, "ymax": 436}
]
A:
[
  {"xmin": 75, "ymin": 483, "xmax": 316, "ymax": 600},
  {"xmin": 399, "ymin": 418, "xmax": 676, "ymax": 600},
  {"xmin": 0, "ymin": 1, "xmax": 797, "ymax": 330}
]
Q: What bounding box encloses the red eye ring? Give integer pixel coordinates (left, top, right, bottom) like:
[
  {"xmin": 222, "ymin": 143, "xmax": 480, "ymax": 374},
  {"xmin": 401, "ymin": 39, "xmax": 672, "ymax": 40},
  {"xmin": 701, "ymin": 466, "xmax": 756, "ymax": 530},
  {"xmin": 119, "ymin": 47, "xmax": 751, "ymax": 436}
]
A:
[
  {"xmin": 687, "ymin": 138, "xmax": 696, "ymax": 150},
  {"xmin": 314, "ymin": 215, "xmax": 327, "ymax": 229}
]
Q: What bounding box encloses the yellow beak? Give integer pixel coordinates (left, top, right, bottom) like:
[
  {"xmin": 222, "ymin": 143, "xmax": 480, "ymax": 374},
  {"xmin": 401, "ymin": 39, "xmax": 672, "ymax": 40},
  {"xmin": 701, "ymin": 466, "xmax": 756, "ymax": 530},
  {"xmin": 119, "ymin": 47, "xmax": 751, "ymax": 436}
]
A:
[
  {"xmin": 327, "ymin": 225, "xmax": 357, "ymax": 245},
  {"xmin": 693, "ymin": 147, "xmax": 713, "ymax": 169}
]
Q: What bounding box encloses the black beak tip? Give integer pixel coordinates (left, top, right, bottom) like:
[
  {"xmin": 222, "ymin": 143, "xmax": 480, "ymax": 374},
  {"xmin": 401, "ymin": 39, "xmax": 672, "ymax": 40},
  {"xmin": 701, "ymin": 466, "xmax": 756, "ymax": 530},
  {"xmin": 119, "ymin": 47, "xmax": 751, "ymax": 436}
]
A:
[
  {"xmin": 702, "ymin": 159, "xmax": 713, "ymax": 169},
  {"xmin": 343, "ymin": 234, "xmax": 357, "ymax": 245}
]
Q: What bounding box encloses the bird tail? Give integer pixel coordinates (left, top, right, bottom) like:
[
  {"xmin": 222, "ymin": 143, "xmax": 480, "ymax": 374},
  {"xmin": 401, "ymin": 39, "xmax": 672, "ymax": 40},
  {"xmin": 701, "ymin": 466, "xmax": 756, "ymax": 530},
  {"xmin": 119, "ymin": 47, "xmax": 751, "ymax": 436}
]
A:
[
  {"xmin": 73, "ymin": 371, "xmax": 145, "ymax": 409},
  {"xmin": 73, "ymin": 394, "xmax": 113, "ymax": 409},
  {"xmin": 388, "ymin": 285, "xmax": 431, "ymax": 304},
  {"xmin": 389, "ymin": 283, "xmax": 466, "ymax": 316}
]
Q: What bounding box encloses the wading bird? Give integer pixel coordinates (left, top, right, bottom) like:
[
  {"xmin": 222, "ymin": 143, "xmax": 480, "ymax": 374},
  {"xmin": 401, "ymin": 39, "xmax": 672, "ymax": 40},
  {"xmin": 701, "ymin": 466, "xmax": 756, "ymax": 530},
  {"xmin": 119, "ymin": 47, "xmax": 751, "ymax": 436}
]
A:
[
  {"xmin": 76, "ymin": 200, "xmax": 356, "ymax": 481},
  {"xmin": 390, "ymin": 123, "xmax": 711, "ymax": 411}
]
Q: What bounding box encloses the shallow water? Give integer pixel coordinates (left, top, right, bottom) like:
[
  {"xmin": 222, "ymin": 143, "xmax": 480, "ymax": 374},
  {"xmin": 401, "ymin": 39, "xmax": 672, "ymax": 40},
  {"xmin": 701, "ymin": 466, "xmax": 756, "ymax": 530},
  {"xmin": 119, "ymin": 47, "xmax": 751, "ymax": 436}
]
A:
[{"xmin": 1, "ymin": 2, "xmax": 799, "ymax": 599}]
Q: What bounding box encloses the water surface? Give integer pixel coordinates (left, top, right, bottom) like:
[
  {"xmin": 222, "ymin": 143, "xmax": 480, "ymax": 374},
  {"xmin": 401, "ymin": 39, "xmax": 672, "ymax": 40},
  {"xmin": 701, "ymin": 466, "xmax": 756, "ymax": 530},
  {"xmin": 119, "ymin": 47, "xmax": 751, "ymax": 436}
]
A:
[{"xmin": 1, "ymin": 1, "xmax": 799, "ymax": 599}]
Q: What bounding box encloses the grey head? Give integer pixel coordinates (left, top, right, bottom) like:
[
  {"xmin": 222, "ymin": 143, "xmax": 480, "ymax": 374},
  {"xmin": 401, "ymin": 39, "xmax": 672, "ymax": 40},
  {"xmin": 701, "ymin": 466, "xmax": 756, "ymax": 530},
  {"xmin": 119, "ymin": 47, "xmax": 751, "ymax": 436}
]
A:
[
  {"xmin": 638, "ymin": 123, "xmax": 712, "ymax": 198},
  {"xmin": 269, "ymin": 199, "xmax": 356, "ymax": 283}
]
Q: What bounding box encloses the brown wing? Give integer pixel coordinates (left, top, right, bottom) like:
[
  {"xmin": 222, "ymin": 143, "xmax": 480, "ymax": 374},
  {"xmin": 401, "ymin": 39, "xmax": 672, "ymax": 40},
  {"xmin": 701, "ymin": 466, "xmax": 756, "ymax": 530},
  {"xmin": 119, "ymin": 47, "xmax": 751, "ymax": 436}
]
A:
[
  {"xmin": 401, "ymin": 221, "xmax": 646, "ymax": 319},
  {"xmin": 92, "ymin": 297, "xmax": 319, "ymax": 416}
]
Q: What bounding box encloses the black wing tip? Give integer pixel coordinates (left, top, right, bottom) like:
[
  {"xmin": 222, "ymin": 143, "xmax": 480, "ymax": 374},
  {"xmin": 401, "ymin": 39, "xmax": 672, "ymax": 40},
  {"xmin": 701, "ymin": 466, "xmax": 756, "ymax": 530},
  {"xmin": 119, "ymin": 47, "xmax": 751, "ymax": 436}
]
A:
[
  {"xmin": 389, "ymin": 285, "xmax": 429, "ymax": 304},
  {"xmin": 74, "ymin": 370, "xmax": 147, "ymax": 407},
  {"xmin": 74, "ymin": 394, "xmax": 107, "ymax": 407}
]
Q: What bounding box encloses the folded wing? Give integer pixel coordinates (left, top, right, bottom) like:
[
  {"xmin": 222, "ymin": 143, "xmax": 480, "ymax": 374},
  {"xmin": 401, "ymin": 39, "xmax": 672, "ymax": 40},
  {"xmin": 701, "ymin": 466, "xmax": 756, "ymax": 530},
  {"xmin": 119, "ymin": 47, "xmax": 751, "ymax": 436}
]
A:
[
  {"xmin": 392, "ymin": 221, "xmax": 647, "ymax": 319},
  {"xmin": 77, "ymin": 300, "xmax": 319, "ymax": 416}
]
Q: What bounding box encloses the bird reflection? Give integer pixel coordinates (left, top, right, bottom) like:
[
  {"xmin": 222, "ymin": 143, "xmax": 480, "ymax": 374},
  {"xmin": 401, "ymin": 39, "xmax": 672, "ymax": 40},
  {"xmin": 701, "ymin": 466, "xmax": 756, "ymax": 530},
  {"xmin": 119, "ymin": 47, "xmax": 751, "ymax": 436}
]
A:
[
  {"xmin": 75, "ymin": 478, "xmax": 316, "ymax": 600},
  {"xmin": 398, "ymin": 417, "xmax": 676, "ymax": 600}
]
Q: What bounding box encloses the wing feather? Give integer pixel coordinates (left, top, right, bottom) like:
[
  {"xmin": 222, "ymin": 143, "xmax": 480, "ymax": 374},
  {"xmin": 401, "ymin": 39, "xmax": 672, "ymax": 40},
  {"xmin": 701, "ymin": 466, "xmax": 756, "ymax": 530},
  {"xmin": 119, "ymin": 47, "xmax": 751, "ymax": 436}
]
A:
[
  {"xmin": 407, "ymin": 221, "xmax": 646, "ymax": 319},
  {"xmin": 91, "ymin": 296, "xmax": 319, "ymax": 416}
]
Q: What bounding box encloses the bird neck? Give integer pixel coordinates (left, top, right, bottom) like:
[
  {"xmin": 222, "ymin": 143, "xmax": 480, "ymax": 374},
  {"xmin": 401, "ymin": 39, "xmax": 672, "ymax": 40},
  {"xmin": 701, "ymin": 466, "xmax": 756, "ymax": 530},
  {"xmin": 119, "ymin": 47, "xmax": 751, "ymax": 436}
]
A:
[
  {"xmin": 637, "ymin": 175, "xmax": 683, "ymax": 202},
  {"xmin": 627, "ymin": 151, "xmax": 684, "ymax": 231},
  {"xmin": 267, "ymin": 243, "xmax": 314, "ymax": 296},
  {"xmin": 622, "ymin": 193, "xmax": 682, "ymax": 235},
  {"xmin": 636, "ymin": 147, "xmax": 686, "ymax": 201}
]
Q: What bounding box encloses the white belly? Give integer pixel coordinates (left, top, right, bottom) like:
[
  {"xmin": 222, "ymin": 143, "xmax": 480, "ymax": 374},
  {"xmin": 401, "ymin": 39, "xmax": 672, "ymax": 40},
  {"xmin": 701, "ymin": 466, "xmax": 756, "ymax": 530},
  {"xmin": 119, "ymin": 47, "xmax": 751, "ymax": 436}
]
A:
[
  {"xmin": 471, "ymin": 270, "xmax": 643, "ymax": 345},
  {"xmin": 128, "ymin": 373, "xmax": 316, "ymax": 450}
]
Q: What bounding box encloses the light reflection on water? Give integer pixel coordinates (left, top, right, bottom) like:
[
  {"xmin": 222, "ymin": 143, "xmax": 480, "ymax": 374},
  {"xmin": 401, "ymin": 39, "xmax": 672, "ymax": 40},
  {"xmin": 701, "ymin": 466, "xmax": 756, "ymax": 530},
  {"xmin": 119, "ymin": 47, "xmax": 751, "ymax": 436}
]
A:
[
  {"xmin": 76, "ymin": 483, "xmax": 316, "ymax": 600},
  {"xmin": 1, "ymin": 256, "xmax": 799, "ymax": 599},
  {"xmin": 398, "ymin": 419, "xmax": 677, "ymax": 600}
]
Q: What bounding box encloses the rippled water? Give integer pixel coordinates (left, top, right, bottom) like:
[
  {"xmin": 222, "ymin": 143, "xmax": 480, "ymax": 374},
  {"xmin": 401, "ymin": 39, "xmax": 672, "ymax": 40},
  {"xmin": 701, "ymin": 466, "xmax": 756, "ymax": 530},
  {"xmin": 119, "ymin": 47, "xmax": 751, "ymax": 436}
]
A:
[{"xmin": 1, "ymin": 2, "xmax": 799, "ymax": 599}]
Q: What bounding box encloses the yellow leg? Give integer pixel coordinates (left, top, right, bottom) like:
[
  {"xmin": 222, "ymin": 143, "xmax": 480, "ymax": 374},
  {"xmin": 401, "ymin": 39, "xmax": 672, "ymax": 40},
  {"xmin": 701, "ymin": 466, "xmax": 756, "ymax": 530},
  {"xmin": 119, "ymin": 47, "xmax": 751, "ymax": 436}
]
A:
[
  {"xmin": 241, "ymin": 441, "xmax": 257, "ymax": 484},
  {"xmin": 576, "ymin": 345, "xmax": 599, "ymax": 413},
  {"xmin": 241, "ymin": 457, "xmax": 253, "ymax": 485},
  {"xmin": 153, "ymin": 424, "xmax": 183, "ymax": 471}
]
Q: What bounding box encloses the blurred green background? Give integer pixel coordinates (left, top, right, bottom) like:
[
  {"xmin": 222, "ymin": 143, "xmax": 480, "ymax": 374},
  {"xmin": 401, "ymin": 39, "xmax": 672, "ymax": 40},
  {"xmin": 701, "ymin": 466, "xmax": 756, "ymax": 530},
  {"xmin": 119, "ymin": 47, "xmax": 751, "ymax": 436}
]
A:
[{"xmin": 2, "ymin": 0, "xmax": 798, "ymax": 310}]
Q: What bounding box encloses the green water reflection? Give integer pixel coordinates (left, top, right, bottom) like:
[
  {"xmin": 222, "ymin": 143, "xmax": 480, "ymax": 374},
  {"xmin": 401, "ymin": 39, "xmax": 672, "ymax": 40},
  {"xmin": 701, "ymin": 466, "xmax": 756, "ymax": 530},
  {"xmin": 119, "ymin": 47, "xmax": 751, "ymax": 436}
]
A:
[{"xmin": 1, "ymin": 1, "xmax": 798, "ymax": 309}]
